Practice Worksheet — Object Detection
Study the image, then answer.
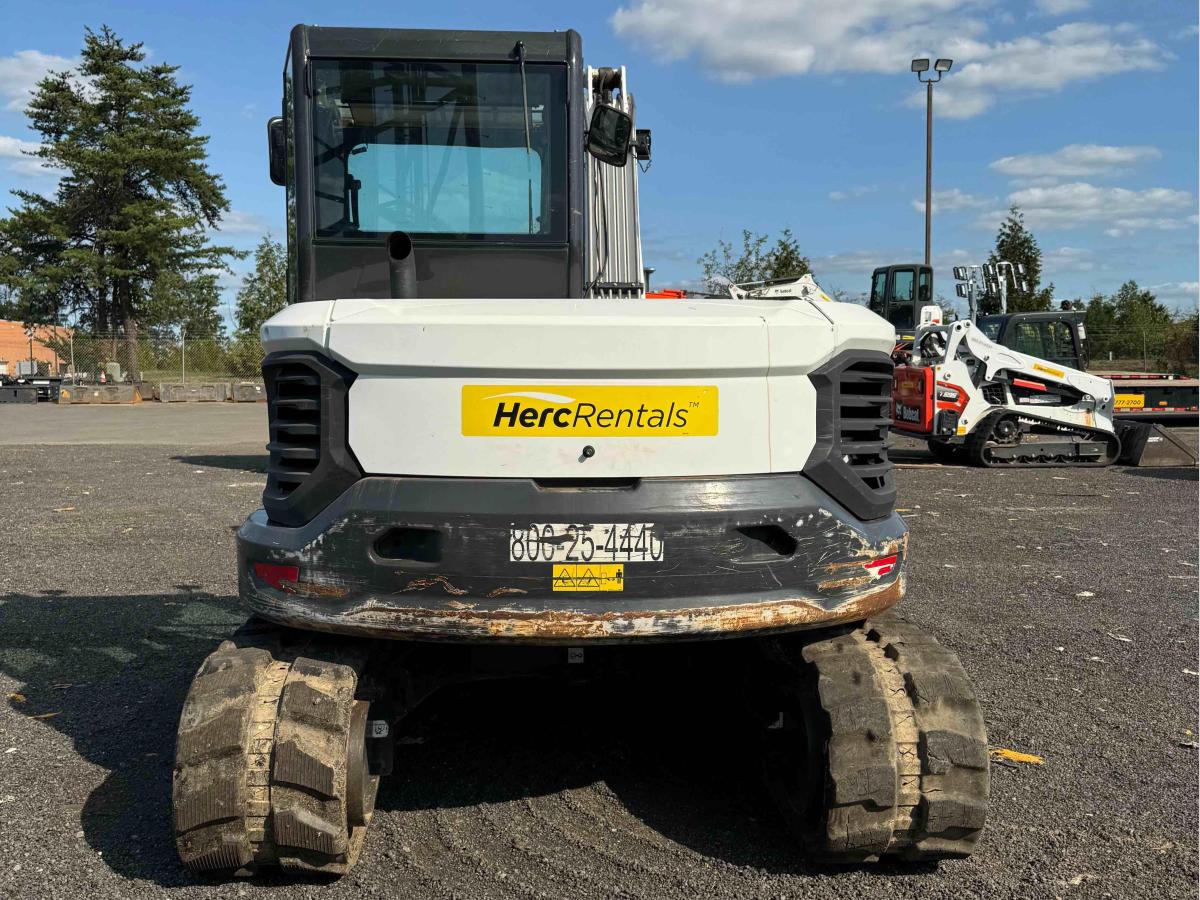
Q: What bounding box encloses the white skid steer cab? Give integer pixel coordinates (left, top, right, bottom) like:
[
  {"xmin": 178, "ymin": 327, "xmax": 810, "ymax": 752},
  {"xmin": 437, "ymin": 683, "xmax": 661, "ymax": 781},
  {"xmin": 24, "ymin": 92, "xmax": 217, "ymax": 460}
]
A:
[{"xmin": 893, "ymin": 305, "xmax": 1197, "ymax": 467}]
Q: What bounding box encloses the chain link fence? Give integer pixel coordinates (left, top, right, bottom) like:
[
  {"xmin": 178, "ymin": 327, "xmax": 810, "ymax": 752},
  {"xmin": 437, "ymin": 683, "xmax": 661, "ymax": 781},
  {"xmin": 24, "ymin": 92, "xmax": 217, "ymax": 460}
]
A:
[
  {"xmin": 1084, "ymin": 323, "xmax": 1198, "ymax": 376},
  {"xmin": 37, "ymin": 332, "xmax": 264, "ymax": 384},
  {"xmin": 24, "ymin": 319, "xmax": 1200, "ymax": 386}
]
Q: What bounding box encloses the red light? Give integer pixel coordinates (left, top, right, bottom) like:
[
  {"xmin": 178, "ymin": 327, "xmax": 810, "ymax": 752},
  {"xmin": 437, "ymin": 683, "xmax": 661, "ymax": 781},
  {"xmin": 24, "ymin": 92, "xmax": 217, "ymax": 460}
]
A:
[
  {"xmin": 253, "ymin": 562, "xmax": 299, "ymax": 591},
  {"xmin": 862, "ymin": 554, "xmax": 898, "ymax": 578}
]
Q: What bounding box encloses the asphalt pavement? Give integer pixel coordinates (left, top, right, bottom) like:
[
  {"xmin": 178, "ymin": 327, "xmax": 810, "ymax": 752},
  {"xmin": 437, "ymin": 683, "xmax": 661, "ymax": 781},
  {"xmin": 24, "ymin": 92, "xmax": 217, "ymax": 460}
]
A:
[{"xmin": 0, "ymin": 404, "xmax": 1196, "ymax": 900}]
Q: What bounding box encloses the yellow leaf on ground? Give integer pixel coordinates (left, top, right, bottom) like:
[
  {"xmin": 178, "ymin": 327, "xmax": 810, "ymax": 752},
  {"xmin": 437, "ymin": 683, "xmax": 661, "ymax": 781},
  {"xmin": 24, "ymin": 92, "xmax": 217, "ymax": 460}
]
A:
[
  {"xmin": 31, "ymin": 712, "xmax": 60, "ymax": 720},
  {"xmin": 990, "ymin": 747, "xmax": 1044, "ymax": 765},
  {"xmin": 6, "ymin": 693, "xmax": 26, "ymax": 704}
]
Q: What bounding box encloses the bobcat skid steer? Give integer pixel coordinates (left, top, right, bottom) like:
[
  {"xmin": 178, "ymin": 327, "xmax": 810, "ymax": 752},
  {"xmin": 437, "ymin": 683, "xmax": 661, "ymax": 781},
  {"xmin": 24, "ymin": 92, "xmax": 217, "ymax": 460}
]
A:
[
  {"xmin": 171, "ymin": 25, "xmax": 988, "ymax": 877},
  {"xmin": 893, "ymin": 309, "xmax": 1123, "ymax": 466}
]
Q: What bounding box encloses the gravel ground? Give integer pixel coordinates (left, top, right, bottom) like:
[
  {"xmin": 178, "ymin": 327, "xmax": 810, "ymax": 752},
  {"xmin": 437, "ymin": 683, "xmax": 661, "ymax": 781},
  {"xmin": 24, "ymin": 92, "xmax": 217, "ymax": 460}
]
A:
[{"xmin": 0, "ymin": 406, "xmax": 1195, "ymax": 900}]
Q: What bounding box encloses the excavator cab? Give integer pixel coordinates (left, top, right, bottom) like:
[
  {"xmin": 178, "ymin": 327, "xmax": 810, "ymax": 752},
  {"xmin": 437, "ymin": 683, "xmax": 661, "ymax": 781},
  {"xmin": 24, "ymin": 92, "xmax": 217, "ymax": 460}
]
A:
[{"xmin": 868, "ymin": 263, "xmax": 933, "ymax": 342}]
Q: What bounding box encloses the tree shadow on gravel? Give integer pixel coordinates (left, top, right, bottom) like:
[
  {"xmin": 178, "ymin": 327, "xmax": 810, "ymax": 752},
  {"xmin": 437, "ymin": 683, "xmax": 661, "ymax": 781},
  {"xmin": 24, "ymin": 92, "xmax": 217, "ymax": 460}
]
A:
[
  {"xmin": 0, "ymin": 591, "xmax": 246, "ymax": 887},
  {"xmin": 375, "ymin": 645, "xmax": 933, "ymax": 878},
  {"xmin": 172, "ymin": 453, "xmax": 267, "ymax": 473},
  {"xmin": 0, "ymin": 599, "xmax": 934, "ymax": 885}
]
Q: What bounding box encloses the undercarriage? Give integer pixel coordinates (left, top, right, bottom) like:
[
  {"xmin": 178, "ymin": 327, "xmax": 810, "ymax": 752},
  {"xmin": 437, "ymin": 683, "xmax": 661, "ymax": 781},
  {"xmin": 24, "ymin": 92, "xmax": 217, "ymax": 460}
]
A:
[{"xmin": 173, "ymin": 615, "xmax": 989, "ymax": 874}]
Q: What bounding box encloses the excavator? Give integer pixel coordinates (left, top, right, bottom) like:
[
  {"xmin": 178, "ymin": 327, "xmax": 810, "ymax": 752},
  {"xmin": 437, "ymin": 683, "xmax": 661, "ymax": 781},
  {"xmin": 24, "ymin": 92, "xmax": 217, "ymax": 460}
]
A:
[{"xmin": 170, "ymin": 24, "xmax": 990, "ymax": 878}]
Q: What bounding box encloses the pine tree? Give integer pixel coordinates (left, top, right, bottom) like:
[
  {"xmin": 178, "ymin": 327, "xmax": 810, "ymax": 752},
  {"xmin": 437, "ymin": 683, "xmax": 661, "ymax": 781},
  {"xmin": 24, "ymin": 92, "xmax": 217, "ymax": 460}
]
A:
[
  {"xmin": 0, "ymin": 27, "xmax": 236, "ymax": 379},
  {"xmin": 234, "ymin": 236, "xmax": 287, "ymax": 342},
  {"xmin": 228, "ymin": 235, "xmax": 287, "ymax": 374},
  {"xmin": 985, "ymin": 206, "xmax": 1054, "ymax": 314}
]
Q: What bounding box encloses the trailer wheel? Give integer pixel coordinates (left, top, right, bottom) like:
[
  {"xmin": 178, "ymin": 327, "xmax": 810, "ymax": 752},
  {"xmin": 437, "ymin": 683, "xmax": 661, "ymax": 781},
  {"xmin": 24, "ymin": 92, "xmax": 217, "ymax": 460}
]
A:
[
  {"xmin": 761, "ymin": 615, "xmax": 989, "ymax": 863},
  {"xmin": 172, "ymin": 621, "xmax": 378, "ymax": 877}
]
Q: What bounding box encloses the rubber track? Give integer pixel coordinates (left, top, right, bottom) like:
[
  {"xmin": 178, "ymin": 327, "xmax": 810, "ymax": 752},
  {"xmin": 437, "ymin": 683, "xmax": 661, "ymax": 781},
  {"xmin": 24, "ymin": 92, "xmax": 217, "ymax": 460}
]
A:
[
  {"xmin": 173, "ymin": 626, "xmax": 289, "ymax": 873},
  {"xmin": 172, "ymin": 623, "xmax": 370, "ymax": 876},
  {"xmin": 273, "ymin": 655, "xmax": 368, "ymax": 874},
  {"xmin": 965, "ymin": 409, "xmax": 1119, "ymax": 468},
  {"xmin": 801, "ymin": 615, "xmax": 989, "ymax": 862}
]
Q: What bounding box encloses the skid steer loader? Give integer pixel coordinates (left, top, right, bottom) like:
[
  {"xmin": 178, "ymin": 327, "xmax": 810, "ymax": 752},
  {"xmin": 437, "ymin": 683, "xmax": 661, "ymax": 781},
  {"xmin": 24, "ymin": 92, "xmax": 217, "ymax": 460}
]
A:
[
  {"xmin": 894, "ymin": 310, "xmax": 1123, "ymax": 466},
  {"xmin": 171, "ymin": 25, "xmax": 989, "ymax": 877}
]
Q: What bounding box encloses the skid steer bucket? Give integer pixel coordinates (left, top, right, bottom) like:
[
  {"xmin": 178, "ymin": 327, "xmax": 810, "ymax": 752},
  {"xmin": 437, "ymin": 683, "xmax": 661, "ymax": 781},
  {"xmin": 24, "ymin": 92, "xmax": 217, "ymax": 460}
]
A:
[{"xmin": 1114, "ymin": 421, "xmax": 1199, "ymax": 467}]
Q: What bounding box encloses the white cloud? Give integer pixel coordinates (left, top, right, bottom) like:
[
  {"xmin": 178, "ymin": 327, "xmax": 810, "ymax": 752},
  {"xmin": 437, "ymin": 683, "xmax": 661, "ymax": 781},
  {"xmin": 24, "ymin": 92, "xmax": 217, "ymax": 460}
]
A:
[
  {"xmin": 1043, "ymin": 245, "xmax": 1095, "ymax": 272},
  {"xmin": 1034, "ymin": 0, "xmax": 1090, "ymax": 15},
  {"xmin": 908, "ymin": 23, "xmax": 1166, "ymax": 119},
  {"xmin": 829, "ymin": 185, "xmax": 877, "ymax": 201},
  {"xmin": 978, "ymin": 182, "xmax": 1194, "ymax": 234},
  {"xmin": 0, "ymin": 134, "xmax": 53, "ymax": 177},
  {"xmin": 0, "ymin": 49, "xmax": 75, "ymax": 112},
  {"xmin": 215, "ymin": 209, "xmax": 269, "ymax": 236},
  {"xmin": 990, "ymin": 144, "xmax": 1160, "ymax": 181},
  {"xmin": 912, "ymin": 188, "xmax": 993, "ymax": 214},
  {"xmin": 1147, "ymin": 281, "xmax": 1199, "ymax": 310},
  {"xmin": 612, "ymin": 3, "xmax": 1165, "ymax": 118}
]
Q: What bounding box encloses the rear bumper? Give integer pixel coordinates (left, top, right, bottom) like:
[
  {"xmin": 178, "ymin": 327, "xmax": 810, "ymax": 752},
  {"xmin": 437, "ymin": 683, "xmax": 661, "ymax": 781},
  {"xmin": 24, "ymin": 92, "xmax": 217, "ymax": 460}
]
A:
[{"xmin": 237, "ymin": 473, "xmax": 907, "ymax": 643}]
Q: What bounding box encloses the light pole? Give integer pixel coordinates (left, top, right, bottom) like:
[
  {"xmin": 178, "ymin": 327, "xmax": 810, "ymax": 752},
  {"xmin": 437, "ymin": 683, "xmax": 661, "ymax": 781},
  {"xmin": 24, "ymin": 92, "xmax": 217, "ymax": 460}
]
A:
[{"xmin": 911, "ymin": 58, "xmax": 953, "ymax": 267}]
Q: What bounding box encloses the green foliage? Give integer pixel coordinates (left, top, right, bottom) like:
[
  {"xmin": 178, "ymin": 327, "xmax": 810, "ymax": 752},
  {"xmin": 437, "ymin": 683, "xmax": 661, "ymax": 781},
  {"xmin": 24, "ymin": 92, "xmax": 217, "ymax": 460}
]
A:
[
  {"xmin": 143, "ymin": 270, "xmax": 225, "ymax": 336},
  {"xmin": 0, "ymin": 26, "xmax": 238, "ymax": 378},
  {"xmin": 228, "ymin": 236, "xmax": 286, "ymax": 374},
  {"xmin": 984, "ymin": 207, "xmax": 1054, "ymax": 314},
  {"xmin": 234, "ymin": 236, "xmax": 287, "ymax": 341},
  {"xmin": 698, "ymin": 228, "xmax": 810, "ymax": 293},
  {"xmin": 1083, "ymin": 281, "xmax": 1191, "ymax": 372},
  {"xmin": 1162, "ymin": 313, "xmax": 1199, "ymax": 376}
]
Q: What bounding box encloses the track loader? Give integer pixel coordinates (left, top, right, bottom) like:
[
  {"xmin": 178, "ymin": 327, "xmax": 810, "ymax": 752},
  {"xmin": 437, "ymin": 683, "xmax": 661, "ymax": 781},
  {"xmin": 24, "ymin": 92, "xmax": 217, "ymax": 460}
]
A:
[
  {"xmin": 171, "ymin": 25, "xmax": 988, "ymax": 876},
  {"xmin": 894, "ymin": 311, "xmax": 1122, "ymax": 466}
]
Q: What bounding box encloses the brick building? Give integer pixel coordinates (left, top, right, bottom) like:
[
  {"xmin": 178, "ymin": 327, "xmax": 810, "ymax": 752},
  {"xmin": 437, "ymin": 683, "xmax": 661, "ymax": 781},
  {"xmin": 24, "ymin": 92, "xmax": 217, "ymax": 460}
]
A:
[{"xmin": 0, "ymin": 320, "xmax": 71, "ymax": 377}]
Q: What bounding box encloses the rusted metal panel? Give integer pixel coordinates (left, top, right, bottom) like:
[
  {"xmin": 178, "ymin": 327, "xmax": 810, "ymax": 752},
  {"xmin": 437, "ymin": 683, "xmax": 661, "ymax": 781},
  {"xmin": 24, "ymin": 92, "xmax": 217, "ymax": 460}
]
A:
[
  {"xmin": 237, "ymin": 472, "xmax": 909, "ymax": 643},
  {"xmin": 245, "ymin": 573, "xmax": 904, "ymax": 643}
]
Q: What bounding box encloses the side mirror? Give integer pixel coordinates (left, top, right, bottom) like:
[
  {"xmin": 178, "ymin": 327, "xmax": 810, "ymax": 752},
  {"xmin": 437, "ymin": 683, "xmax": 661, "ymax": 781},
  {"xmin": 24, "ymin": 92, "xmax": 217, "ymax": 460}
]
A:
[
  {"xmin": 268, "ymin": 117, "xmax": 286, "ymax": 186},
  {"xmin": 586, "ymin": 104, "xmax": 632, "ymax": 167}
]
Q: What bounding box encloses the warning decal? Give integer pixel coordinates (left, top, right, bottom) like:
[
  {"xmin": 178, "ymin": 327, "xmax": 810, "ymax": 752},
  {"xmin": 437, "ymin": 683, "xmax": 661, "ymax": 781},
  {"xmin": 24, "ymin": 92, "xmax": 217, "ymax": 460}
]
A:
[{"xmin": 552, "ymin": 564, "xmax": 625, "ymax": 592}]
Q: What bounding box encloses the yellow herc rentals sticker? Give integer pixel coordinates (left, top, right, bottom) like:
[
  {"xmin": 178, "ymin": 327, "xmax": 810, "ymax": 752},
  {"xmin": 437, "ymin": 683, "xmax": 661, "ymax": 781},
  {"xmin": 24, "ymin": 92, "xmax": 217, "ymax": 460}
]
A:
[
  {"xmin": 1114, "ymin": 393, "xmax": 1145, "ymax": 410},
  {"xmin": 552, "ymin": 564, "xmax": 624, "ymax": 592},
  {"xmin": 461, "ymin": 385, "xmax": 718, "ymax": 437}
]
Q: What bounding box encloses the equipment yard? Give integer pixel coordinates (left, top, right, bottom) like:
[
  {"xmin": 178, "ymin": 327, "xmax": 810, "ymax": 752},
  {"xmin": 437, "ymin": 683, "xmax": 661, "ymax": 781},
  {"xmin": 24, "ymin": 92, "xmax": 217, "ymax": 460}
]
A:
[{"xmin": 0, "ymin": 404, "xmax": 1195, "ymax": 900}]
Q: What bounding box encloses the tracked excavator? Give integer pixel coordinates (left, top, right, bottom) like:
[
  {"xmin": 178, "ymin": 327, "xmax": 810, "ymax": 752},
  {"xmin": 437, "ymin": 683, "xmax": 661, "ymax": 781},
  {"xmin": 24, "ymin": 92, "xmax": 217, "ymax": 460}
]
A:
[{"xmin": 171, "ymin": 25, "xmax": 989, "ymax": 877}]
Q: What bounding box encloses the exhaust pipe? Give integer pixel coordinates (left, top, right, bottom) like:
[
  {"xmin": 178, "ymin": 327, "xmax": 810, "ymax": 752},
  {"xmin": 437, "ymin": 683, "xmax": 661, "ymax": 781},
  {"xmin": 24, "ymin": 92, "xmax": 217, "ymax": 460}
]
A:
[{"xmin": 387, "ymin": 231, "xmax": 418, "ymax": 299}]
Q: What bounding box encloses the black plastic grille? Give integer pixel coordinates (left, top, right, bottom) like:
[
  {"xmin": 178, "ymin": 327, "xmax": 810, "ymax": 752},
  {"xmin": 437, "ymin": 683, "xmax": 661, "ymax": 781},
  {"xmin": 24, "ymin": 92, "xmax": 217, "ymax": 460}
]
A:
[
  {"xmin": 836, "ymin": 359, "xmax": 894, "ymax": 492},
  {"xmin": 264, "ymin": 363, "xmax": 322, "ymax": 505},
  {"xmin": 804, "ymin": 351, "xmax": 897, "ymax": 521},
  {"xmin": 261, "ymin": 352, "xmax": 361, "ymax": 527}
]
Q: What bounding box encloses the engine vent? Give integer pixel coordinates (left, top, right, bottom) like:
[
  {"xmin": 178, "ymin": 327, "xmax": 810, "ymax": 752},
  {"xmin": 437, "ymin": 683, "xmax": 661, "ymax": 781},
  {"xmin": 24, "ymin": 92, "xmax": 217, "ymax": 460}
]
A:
[
  {"xmin": 836, "ymin": 359, "xmax": 894, "ymax": 492},
  {"xmin": 804, "ymin": 351, "xmax": 897, "ymax": 521},
  {"xmin": 265, "ymin": 362, "xmax": 322, "ymax": 503},
  {"xmin": 261, "ymin": 352, "xmax": 361, "ymax": 527}
]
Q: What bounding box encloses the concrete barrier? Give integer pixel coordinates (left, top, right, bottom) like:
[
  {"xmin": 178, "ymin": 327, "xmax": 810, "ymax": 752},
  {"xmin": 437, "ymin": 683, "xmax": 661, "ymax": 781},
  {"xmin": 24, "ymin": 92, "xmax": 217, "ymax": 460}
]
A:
[
  {"xmin": 58, "ymin": 383, "xmax": 140, "ymax": 404},
  {"xmin": 231, "ymin": 381, "xmax": 267, "ymax": 402},
  {"xmin": 158, "ymin": 381, "xmax": 231, "ymax": 402},
  {"xmin": 0, "ymin": 384, "xmax": 38, "ymax": 403}
]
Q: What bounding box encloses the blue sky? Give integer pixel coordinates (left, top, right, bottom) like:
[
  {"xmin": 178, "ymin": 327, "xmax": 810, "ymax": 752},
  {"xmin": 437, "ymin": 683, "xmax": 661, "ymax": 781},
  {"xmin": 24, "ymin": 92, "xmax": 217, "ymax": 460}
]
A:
[{"xmin": 1, "ymin": 0, "xmax": 1196, "ymax": 325}]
